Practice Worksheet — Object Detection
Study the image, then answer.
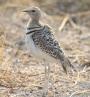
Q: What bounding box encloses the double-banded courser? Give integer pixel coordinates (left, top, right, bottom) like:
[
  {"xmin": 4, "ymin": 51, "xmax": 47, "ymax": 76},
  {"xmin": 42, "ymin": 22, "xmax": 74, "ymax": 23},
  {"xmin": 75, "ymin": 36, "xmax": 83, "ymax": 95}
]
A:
[{"xmin": 23, "ymin": 7, "xmax": 75, "ymax": 96}]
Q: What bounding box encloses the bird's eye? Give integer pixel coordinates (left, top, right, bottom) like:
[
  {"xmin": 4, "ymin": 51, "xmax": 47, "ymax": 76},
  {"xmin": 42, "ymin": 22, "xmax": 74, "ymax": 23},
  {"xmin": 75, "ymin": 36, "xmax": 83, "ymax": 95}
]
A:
[{"xmin": 31, "ymin": 10, "xmax": 35, "ymax": 12}]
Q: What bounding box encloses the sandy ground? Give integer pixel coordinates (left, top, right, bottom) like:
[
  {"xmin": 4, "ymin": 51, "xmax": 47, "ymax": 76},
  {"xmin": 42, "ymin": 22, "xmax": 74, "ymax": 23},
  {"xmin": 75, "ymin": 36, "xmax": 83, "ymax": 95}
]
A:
[{"xmin": 0, "ymin": 0, "xmax": 90, "ymax": 97}]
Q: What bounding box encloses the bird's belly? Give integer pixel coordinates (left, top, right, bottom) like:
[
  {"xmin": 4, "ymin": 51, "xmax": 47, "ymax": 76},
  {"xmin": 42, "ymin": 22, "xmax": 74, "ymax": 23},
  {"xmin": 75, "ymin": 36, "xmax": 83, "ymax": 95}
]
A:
[
  {"xmin": 25, "ymin": 35, "xmax": 39, "ymax": 56},
  {"xmin": 25, "ymin": 35, "xmax": 57, "ymax": 63}
]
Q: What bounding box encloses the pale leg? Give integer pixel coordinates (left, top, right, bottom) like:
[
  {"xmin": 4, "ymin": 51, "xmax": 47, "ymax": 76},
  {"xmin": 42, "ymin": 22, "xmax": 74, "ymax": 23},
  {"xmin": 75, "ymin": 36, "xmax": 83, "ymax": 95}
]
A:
[{"xmin": 42, "ymin": 61, "xmax": 50, "ymax": 97}]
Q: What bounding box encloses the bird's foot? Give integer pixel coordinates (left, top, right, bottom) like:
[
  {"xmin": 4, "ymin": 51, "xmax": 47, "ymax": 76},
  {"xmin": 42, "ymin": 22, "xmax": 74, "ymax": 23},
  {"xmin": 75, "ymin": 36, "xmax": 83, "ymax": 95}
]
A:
[{"xmin": 42, "ymin": 91, "xmax": 48, "ymax": 97}]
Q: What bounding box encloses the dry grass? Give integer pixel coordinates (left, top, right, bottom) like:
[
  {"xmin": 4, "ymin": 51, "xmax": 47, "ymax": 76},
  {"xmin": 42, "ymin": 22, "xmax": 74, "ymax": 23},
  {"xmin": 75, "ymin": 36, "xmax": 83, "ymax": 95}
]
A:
[{"xmin": 0, "ymin": 0, "xmax": 90, "ymax": 97}]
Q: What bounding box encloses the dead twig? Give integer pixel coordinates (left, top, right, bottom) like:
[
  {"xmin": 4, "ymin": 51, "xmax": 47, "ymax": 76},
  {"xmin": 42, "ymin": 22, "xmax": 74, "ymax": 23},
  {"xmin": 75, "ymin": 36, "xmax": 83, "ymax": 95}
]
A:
[
  {"xmin": 69, "ymin": 89, "xmax": 90, "ymax": 97},
  {"xmin": 59, "ymin": 15, "xmax": 88, "ymax": 32}
]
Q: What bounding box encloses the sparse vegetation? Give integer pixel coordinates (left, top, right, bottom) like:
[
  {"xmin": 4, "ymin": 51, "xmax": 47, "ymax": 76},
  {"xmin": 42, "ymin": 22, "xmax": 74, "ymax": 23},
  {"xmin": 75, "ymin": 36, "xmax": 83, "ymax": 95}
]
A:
[{"xmin": 0, "ymin": 0, "xmax": 90, "ymax": 97}]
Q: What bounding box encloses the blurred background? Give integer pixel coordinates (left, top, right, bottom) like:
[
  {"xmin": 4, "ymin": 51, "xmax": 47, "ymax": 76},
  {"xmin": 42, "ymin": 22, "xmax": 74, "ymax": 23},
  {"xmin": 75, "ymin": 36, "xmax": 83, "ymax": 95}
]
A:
[{"xmin": 0, "ymin": 0, "xmax": 90, "ymax": 97}]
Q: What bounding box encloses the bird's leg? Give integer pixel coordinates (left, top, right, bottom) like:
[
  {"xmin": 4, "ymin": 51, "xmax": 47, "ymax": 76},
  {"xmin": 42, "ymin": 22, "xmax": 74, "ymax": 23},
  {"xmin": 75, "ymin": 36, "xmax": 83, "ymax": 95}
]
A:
[{"xmin": 42, "ymin": 61, "xmax": 50, "ymax": 97}]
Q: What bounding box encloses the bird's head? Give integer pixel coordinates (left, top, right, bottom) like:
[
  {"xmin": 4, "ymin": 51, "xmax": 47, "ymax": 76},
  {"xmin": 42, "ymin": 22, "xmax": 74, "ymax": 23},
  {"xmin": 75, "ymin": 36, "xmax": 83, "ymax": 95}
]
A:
[{"xmin": 23, "ymin": 7, "xmax": 41, "ymax": 21}]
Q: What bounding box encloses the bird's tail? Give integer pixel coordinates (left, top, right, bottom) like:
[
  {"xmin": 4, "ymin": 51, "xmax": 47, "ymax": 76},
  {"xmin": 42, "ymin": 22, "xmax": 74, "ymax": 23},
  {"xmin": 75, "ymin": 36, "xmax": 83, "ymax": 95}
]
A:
[{"xmin": 60, "ymin": 55, "xmax": 76, "ymax": 74}]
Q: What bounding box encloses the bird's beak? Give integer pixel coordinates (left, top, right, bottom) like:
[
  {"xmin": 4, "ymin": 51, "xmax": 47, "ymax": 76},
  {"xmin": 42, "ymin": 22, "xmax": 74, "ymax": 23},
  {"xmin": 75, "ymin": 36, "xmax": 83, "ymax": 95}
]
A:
[{"xmin": 22, "ymin": 9, "xmax": 29, "ymax": 13}]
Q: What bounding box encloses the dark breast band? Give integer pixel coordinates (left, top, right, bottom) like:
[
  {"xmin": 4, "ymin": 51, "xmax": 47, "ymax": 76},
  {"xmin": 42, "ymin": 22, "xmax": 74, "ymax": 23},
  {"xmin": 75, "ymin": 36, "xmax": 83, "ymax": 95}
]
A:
[{"xmin": 26, "ymin": 26, "xmax": 44, "ymax": 35}]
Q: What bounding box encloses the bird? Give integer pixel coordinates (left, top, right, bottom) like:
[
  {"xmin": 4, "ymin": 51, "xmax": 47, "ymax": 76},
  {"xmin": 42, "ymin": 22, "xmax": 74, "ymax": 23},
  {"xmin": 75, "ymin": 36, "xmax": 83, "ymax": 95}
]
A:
[{"xmin": 23, "ymin": 7, "xmax": 75, "ymax": 97}]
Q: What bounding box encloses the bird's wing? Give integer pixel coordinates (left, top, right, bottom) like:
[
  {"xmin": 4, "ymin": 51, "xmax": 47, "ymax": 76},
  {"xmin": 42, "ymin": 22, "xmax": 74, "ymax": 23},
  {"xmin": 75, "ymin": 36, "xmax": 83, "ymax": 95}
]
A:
[
  {"xmin": 32, "ymin": 25, "xmax": 75, "ymax": 73},
  {"xmin": 32, "ymin": 25, "xmax": 64, "ymax": 59}
]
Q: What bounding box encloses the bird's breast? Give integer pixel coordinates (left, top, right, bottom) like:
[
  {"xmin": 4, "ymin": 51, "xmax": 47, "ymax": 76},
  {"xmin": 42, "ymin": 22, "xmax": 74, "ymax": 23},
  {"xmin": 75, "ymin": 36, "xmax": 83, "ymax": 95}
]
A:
[
  {"xmin": 25, "ymin": 34, "xmax": 38, "ymax": 57},
  {"xmin": 25, "ymin": 34, "xmax": 58, "ymax": 63}
]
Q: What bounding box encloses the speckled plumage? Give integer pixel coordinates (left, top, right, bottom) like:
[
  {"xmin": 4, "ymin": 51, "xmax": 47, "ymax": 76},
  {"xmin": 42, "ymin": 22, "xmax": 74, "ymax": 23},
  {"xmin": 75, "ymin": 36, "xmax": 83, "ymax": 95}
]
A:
[
  {"xmin": 26, "ymin": 25, "xmax": 74, "ymax": 73},
  {"xmin": 31, "ymin": 26, "xmax": 64, "ymax": 60}
]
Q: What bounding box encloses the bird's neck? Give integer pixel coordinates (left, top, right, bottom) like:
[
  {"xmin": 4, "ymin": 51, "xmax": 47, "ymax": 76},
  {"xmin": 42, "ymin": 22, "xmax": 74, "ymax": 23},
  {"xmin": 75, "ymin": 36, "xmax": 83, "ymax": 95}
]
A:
[{"xmin": 27, "ymin": 19, "xmax": 41, "ymax": 28}]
